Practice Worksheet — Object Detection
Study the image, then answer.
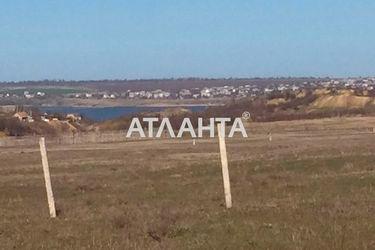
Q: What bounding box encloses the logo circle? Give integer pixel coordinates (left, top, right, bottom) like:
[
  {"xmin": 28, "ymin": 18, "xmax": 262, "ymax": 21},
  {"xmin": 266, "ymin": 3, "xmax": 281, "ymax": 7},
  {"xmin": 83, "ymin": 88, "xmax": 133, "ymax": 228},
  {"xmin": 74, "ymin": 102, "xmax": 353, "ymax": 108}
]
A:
[{"xmin": 242, "ymin": 111, "xmax": 251, "ymax": 120}]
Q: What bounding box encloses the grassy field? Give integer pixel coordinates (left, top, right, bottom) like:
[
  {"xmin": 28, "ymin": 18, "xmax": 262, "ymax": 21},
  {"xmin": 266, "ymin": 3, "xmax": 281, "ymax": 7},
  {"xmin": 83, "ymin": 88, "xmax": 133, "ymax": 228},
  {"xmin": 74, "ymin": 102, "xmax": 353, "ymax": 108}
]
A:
[{"xmin": 0, "ymin": 117, "xmax": 374, "ymax": 249}]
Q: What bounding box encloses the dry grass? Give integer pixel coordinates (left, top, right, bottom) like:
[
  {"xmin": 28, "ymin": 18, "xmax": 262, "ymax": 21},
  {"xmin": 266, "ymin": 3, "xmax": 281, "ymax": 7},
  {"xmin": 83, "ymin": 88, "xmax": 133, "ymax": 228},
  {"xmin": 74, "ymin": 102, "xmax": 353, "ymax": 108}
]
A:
[
  {"xmin": 310, "ymin": 90, "xmax": 374, "ymax": 109},
  {"xmin": 0, "ymin": 117, "xmax": 375, "ymax": 249}
]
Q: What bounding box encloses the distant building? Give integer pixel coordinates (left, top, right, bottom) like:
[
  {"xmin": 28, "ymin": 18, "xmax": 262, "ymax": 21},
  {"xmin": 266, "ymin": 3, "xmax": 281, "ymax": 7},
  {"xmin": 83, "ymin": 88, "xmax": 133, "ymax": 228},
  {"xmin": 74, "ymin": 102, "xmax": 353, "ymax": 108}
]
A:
[
  {"xmin": 66, "ymin": 113, "xmax": 82, "ymax": 122},
  {"xmin": 128, "ymin": 92, "xmax": 136, "ymax": 98},
  {"xmin": 24, "ymin": 91, "xmax": 35, "ymax": 99},
  {"xmin": 179, "ymin": 89, "xmax": 192, "ymax": 99},
  {"xmin": 37, "ymin": 92, "xmax": 46, "ymax": 97},
  {"xmin": 291, "ymin": 85, "xmax": 299, "ymax": 91},
  {"xmin": 13, "ymin": 112, "xmax": 34, "ymax": 123},
  {"xmin": 277, "ymin": 86, "xmax": 287, "ymax": 91},
  {"xmin": 201, "ymin": 88, "xmax": 211, "ymax": 98},
  {"xmin": 41, "ymin": 114, "xmax": 50, "ymax": 122},
  {"xmin": 152, "ymin": 89, "xmax": 170, "ymax": 99},
  {"xmin": 264, "ymin": 88, "xmax": 274, "ymax": 93}
]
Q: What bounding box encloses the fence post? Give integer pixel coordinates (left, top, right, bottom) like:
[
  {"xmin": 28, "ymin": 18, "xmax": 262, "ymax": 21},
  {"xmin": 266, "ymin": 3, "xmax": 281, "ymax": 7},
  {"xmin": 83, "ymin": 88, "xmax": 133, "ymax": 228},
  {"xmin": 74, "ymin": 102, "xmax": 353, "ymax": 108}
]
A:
[
  {"xmin": 39, "ymin": 137, "xmax": 57, "ymax": 218},
  {"xmin": 217, "ymin": 123, "xmax": 232, "ymax": 209}
]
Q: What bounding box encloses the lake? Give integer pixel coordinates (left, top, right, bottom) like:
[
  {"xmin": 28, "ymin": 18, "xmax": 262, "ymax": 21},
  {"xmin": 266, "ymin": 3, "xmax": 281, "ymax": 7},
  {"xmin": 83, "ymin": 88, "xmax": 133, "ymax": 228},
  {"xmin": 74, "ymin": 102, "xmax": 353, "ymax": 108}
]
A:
[{"xmin": 39, "ymin": 106, "xmax": 208, "ymax": 122}]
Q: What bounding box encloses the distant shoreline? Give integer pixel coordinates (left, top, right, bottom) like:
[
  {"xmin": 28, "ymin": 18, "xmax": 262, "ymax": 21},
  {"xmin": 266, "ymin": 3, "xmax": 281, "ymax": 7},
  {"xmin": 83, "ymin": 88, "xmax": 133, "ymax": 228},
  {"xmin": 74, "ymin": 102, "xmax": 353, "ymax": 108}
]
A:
[
  {"xmin": 37, "ymin": 103, "xmax": 222, "ymax": 108},
  {"xmin": 38, "ymin": 105, "xmax": 211, "ymax": 122},
  {"xmin": 33, "ymin": 97, "xmax": 228, "ymax": 108},
  {"xmin": 133, "ymin": 103, "xmax": 223, "ymax": 107}
]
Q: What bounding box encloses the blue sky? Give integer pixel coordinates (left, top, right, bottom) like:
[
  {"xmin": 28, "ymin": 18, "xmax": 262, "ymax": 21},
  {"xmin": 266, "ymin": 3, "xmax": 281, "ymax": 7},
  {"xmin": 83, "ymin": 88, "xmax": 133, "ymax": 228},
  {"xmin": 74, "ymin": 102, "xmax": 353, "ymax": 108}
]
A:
[{"xmin": 1, "ymin": 0, "xmax": 375, "ymax": 81}]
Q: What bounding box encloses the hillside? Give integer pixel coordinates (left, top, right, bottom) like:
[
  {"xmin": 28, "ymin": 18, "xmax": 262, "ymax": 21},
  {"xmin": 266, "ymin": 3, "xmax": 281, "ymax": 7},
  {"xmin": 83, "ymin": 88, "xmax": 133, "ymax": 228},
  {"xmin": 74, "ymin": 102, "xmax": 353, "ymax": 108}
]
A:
[
  {"xmin": 0, "ymin": 108, "xmax": 85, "ymax": 137},
  {"xmin": 93, "ymin": 88, "xmax": 375, "ymax": 132},
  {"xmin": 197, "ymin": 88, "xmax": 375, "ymax": 123},
  {"xmin": 310, "ymin": 90, "xmax": 374, "ymax": 110}
]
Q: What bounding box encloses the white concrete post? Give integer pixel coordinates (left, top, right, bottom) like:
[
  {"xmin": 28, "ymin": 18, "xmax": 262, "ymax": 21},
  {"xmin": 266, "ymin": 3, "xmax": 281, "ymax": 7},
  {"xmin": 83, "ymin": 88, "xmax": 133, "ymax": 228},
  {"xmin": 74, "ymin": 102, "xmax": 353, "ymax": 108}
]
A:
[
  {"xmin": 39, "ymin": 137, "xmax": 57, "ymax": 218},
  {"xmin": 217, "ymin": 123, "xmax": 232, "ymax": 209}
]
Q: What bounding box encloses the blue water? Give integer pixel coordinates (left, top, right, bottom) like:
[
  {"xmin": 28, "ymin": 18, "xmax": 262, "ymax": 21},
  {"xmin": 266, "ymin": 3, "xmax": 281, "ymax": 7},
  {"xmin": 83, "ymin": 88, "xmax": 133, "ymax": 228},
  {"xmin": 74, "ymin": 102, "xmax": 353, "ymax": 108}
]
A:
[{"xmin": 39, "ymin": 106, "xmax": 207, "ymax": 122}]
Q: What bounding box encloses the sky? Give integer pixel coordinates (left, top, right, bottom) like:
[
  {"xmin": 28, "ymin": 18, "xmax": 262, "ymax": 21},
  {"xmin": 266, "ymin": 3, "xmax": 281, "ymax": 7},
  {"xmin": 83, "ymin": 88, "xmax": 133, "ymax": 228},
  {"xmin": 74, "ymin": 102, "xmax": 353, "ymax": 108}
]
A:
[{"xmin": 1, "ymin": 0, "xmax": 375, "ymax": 81}]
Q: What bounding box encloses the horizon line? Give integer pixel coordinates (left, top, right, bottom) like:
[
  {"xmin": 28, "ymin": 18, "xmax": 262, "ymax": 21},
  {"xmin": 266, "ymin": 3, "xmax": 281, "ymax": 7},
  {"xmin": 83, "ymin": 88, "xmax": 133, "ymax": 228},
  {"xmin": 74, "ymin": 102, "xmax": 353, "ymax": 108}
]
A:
[{"xmin": 1, "ymin": 75, "xmax": 374, "ymax": 84}]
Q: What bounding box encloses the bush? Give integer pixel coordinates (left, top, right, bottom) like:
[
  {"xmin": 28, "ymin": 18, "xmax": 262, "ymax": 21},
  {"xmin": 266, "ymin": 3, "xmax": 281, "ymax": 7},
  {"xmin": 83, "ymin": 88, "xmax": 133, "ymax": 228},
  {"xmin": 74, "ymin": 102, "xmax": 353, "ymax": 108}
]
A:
[{"xmin": 0, "ymin": 117, "xmax": 29, "ymax": 136}]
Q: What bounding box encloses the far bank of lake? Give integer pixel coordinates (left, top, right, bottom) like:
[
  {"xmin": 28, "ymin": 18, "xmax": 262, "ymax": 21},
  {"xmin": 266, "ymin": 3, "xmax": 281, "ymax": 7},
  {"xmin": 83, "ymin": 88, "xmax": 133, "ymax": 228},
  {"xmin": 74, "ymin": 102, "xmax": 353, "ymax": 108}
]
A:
[{"xmin": 40, "ymin": 105, "xmax": 208, "ymax": 122}]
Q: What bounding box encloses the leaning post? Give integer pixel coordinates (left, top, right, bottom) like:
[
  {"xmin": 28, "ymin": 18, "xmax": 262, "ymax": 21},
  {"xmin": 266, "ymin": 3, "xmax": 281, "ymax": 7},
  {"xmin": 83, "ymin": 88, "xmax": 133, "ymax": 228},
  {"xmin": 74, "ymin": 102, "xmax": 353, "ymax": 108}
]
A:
[
  {"xmin": 217, "ymin": 123, "xmax": 232, "ymax": 209},
  {"xmin": 39, "ymin": 137, "xmax": 57, "ymax": 218}
]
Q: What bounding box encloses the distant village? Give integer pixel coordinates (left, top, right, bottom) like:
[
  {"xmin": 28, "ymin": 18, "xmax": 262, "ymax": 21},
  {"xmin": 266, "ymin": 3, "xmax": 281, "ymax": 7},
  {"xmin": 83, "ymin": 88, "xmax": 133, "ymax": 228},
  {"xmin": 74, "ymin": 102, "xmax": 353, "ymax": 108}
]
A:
[
  {"xmin": 1, "ymin": 78, "xmax": 374, "ymax": 101},
  {"xmin": 12, "ymin": 110, "xmax": 82, "ymax": 125},
  {"xmin": 2, "ymin": 77, "xmax": 375, "ymax": 137}
]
